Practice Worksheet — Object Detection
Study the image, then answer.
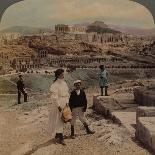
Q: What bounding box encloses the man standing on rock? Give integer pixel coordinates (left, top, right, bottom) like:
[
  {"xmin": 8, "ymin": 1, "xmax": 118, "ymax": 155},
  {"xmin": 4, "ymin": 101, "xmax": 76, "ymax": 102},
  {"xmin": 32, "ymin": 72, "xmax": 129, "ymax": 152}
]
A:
[
  {"xmin": 69, "ymin": 80, "xmax": 95, "ymax": 139},
  {"xmin": 17, "ymin": 75, "xmax": 27, "ymax": 104},
  {"xmin": 99, "ymin": 65, "xmax": 109, "ymax": 96}
]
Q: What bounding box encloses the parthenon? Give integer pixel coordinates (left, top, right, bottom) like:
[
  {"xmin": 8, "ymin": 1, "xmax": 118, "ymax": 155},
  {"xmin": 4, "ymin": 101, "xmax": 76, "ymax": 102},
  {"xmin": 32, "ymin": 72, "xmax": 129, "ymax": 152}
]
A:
[{"xmin": 55, "ymin": 24, "xmax": 86, "ymax": 34}]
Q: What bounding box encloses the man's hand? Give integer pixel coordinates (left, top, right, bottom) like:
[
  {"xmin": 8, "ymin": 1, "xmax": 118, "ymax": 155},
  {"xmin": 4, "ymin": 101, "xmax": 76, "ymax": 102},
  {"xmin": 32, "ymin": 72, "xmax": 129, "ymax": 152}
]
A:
[{"xmin": 58, "ymin": 106, "xmax": 62, "ymax": 112}]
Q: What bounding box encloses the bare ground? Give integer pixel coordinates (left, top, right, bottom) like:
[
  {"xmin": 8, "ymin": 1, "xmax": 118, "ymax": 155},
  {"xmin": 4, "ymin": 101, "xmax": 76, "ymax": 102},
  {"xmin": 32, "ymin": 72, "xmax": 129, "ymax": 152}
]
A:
[
  {"xmin": 0, "ymin": 106, "xmax": 150, "ymax": 155},
  {"xmin": 0, "ymin": 79, "xmax": 154, "ymax": 155}
]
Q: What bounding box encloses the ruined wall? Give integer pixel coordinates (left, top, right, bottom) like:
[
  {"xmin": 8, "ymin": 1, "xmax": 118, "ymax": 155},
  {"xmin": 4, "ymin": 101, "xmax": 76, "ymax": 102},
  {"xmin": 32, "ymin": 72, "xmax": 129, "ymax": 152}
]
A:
[{"xmin": 134, "ymin": 86, "xmax": 155, "ymax": 106}]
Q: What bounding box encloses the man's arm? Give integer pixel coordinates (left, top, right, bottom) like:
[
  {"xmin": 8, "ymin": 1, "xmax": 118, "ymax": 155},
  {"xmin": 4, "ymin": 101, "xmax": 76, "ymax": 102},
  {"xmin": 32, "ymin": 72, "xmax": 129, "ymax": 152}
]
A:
[
  {"xmin": 22, "ymin": 81, "xmax": 25, "ymax": 89},
  {"xmin": 17, "ymin": 80, "xmax": 20, "ymax": 90},
  {"xmin": 69, "ymin": 91, "xmax": 74, "ymax": 111},
  {"xmin": 83, "ymin": 91, "xmax": 87, "ymax": 112}
]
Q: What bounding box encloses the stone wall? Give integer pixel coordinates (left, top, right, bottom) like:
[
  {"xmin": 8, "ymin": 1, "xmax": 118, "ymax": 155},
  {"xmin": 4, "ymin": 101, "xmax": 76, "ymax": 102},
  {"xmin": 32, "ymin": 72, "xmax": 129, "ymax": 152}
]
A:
[
  {"xmin": 136, "ymin": 117, "xmax": 155, "ymax": 153},
  {"xmin": 136, "ymin": 106, "xmax": 155, "ymax": 153},
  {"xmin": 93, "ymin": 95, "xmax": 122, "ymax": 121},
  {"xmin": 136, "ymin": 106, "xmax": 155, "ymax": 122},
  {"xmin": 134, "ymin": 86, "xmax": 155, "ymax": 106}
]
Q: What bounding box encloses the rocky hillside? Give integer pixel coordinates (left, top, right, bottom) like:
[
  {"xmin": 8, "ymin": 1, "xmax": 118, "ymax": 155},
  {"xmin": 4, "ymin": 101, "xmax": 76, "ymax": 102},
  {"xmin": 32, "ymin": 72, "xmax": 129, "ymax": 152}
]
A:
[
  {"xmin": 87, "ymin": 21, "xmax": 120, "ymax": 34},
  {"xmin": 29, "ymin": 39, "xmax": 102, "ymax": 55}
]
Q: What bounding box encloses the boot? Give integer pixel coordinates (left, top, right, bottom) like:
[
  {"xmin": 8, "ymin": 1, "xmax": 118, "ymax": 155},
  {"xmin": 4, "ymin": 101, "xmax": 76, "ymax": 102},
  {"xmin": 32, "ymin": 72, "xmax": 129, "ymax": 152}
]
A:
[
  {"xmin": 100, "ymin": 87, "xmax": 103, "ymax": 96},
  {"xmin": 18, "ymin": 91, "xmax": 21, "ymax": 104},
  {"xmin": 105, "ymin": 86, "xmax": 109, "ymax": 96},
  {"xmin": 24, "ymin": 93, "xmax": 28, "ymax": 102},
  {"xmin": 71, "ymin": 125, "xmax": 75, "ymax": 139},
  {"xmin": 55, "ymin": 133, "xmax": 66, "ymax": 145},
  {"xmin": 83, "ymin": 123, "xmax": 95, "ymax": 135},
  {"xmin": 59, "ymin": 133, "xmax": 66, "ymax": 146},
  {"xmin": 55, "ymin": 133, "xmax": 59, "ymax": 139}
]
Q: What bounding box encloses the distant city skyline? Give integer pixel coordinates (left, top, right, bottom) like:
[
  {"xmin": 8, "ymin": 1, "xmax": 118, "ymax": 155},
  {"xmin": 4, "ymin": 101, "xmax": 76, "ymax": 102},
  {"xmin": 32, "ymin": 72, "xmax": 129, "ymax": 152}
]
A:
[{"xmin": 0, "ymin": 0, "xmax": 154, "ymax": 30}]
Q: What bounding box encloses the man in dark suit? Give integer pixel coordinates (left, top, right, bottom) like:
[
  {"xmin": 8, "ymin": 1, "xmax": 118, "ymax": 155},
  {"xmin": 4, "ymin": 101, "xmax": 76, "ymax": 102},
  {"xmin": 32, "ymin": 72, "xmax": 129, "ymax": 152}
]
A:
[
  {"xmin": 69, "ymin": 80, "xmax": 95, "ymax": 139},
  {"xmin": 17, "ymin": 75, "xmax": 27, "ymax": 104}
]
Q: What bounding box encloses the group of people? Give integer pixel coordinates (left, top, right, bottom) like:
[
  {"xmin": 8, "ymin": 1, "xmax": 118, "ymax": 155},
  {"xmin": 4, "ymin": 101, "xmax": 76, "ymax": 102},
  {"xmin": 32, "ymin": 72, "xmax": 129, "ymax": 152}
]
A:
[
  {"xmin": 16, "ymin": 65, "xmax": 109, "ymax": 145},
  {"xmin": 48, "ymin": 68, "xmax": 96, "ymax": 145}
]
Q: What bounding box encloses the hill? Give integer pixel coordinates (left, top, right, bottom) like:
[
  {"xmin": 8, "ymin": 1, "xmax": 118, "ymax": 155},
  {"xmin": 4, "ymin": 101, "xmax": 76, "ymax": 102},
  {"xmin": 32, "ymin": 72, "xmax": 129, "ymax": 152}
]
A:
[
  {"xmin": 109, "ymin": 24, "xmax": 155, "ymax": 36},
  {"xmin": 77, "ymin": 21, "xmax": 155, "ymax": 36},
  {"xmin": 0, "ymin": 26, "xmax": 51, "ymax": 35},
  {"xmin": 86, "ymin": 21, "xmax": 121, "ymax": 34}
]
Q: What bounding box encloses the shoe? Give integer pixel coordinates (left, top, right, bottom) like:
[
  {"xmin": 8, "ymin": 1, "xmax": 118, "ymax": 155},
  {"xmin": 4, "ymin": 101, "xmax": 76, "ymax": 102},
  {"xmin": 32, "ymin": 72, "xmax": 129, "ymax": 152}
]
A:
[
  {"xmin": 87, "ymin": 129, "xmax": 95, "ymax": 134},
  {"xmin": 83, "ymin": 123, "xmax": 95, "ymax": 135},
  {"xmin": 55, "ymin": 137, "xmax": 66, "ymax": 145},
  {"xmin": 70, "ymin": 135, "xmax": 75, "ymax": 139},
  {"xmin": 59, "ymin": 140, "xmax": 66, "ymax": 145},
  {"xmin": 55, "ymin": 133, "xmax": 66, "ymax": 145}
]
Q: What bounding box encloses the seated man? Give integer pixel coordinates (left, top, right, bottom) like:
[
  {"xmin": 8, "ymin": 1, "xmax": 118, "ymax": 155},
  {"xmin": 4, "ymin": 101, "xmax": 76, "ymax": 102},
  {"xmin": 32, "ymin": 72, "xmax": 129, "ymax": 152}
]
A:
[{"xmin": 69, "ymin": 80, "xmax": 95, "ymax": 139}]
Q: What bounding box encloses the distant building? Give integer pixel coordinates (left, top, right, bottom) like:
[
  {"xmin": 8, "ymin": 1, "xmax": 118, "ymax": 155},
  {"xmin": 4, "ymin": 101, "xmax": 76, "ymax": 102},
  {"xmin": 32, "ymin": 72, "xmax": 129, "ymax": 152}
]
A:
[
  {"xmin": 55, "ymin": 24, "xmax": 86, "ymax": 34},
  {"xmin": 10, "ymin": 56, "xmax": 41, "ymax": 71},
  {"xmin": 0, "ymin": 33, "xmax": 21, "ymax": 44},
  {"xmin": 38, "ymin": 49, "xmax": 48, "ymax": 58}
]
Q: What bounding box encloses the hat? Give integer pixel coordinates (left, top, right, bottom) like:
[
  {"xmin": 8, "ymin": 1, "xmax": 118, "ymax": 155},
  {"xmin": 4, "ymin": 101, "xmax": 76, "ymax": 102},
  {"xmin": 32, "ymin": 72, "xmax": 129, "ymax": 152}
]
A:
[
  {"xmin": 73, "ymin": 80, "xmax": 82, "ymax": 85},
  {"xmin": 99, "ymin": 65, "xmax": 105, "ymax": 69}
]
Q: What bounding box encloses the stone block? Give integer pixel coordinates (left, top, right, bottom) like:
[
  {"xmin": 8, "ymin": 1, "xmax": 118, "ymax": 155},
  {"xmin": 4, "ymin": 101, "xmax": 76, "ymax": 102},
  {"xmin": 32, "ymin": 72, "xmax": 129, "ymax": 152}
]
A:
[
  {"xmin": 136, "ymin": 117, "xmax": 155, "ymax": 153},
  {"xmin": 136, "ymin": 106, "xmax": 155, "ymax": 122},
  {"xmin": 152, "ymin": 134, "xmax": 155, "ymax": 153},
  {"xmin": 134, "ymin": 86, "xmax": 155, "ymax": 106},
  {"xmin": 93, "ymin": 95, "xmax": 118, "ymax": 117},
  {"xmin": 134, "ymin": 87, "xmax": 145, "ymax": 105}
]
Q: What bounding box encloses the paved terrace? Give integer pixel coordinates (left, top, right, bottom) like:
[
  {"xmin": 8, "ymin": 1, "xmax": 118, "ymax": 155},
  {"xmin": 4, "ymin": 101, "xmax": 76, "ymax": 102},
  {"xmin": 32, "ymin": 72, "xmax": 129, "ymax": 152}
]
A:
[{"xmin": 93, "ymin": 85, "xmax": 155, "ymax": 153}]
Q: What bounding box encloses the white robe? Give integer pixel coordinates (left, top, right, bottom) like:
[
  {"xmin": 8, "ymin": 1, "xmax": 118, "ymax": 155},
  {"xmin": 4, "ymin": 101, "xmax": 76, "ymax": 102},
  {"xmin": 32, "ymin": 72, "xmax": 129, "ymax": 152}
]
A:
[{"xmin": 48, "ymin": 79, "xmax": 69, "ymax": 136}]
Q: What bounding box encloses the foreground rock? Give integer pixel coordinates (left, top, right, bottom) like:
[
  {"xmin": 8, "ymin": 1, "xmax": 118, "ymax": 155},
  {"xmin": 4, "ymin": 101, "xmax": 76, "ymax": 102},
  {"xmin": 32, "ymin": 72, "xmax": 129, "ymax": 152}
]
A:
[{"xmin": 136, "ymin": 117, "xmax": 155, "ymax": 153}]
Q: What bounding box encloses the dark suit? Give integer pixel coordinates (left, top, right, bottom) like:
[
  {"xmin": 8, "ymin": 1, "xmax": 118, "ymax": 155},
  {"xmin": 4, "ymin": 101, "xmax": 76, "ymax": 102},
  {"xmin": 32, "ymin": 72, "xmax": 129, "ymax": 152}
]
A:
[
  {"xmin": 69, "ymin": 89, "xmax": 88, "ymax": 126},
  {"xmin": 69, "ymin": 89, "xmax": 87, "ymax": 112},
  {"xmin": 17, "ymin": 79, "xmax": 27, "ymax": 104}
]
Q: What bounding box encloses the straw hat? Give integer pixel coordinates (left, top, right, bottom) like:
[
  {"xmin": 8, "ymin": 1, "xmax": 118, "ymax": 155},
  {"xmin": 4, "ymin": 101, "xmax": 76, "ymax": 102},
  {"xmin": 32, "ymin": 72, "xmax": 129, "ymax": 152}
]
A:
[{"xmin": 73, "ymin": 80, "xmax": 82, "ymax": 85}]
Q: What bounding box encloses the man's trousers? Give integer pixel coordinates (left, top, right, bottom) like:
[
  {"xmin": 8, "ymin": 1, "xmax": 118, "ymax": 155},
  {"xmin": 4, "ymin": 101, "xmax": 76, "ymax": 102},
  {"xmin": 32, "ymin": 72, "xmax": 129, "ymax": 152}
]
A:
[
  {"xmin": 18, "ymin": 89, "xmax": 27, "ymax": 104},
  {"xmin": 71, "ymin": 107, "xmax": 87, "ymax": 126}
]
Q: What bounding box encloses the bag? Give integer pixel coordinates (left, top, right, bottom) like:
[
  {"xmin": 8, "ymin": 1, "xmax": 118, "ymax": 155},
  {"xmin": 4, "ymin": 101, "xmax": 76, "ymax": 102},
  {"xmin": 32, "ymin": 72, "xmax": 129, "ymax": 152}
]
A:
[{"xmin": 61, "ymin": 104, "xmax": 72, "ymax": 123}]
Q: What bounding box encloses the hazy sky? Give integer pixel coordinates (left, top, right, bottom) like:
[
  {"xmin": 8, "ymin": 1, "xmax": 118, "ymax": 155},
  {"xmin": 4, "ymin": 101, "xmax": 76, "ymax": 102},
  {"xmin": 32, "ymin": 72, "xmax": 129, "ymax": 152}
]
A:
[{"xmin": 0, "ymin": 0, "xmax": 154, "ymax": 30}]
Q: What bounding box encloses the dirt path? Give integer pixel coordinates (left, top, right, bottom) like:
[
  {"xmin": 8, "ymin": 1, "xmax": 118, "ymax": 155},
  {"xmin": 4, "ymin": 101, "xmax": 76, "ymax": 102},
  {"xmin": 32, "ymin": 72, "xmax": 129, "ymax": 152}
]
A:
[
  {"xmin": 0, "ymin": 101, "xmax": 151, "ymax": 155},
  {"xmin": 0, "ymin": 105, "xmax": 21, "ymax": 155}
]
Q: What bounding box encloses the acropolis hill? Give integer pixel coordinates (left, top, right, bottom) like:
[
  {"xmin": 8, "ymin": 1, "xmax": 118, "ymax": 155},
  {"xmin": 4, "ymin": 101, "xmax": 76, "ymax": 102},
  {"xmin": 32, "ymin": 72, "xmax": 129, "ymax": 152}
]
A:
[{"xmin": 0, "ymin": 21, "xmax": 155, "ymax": 73}]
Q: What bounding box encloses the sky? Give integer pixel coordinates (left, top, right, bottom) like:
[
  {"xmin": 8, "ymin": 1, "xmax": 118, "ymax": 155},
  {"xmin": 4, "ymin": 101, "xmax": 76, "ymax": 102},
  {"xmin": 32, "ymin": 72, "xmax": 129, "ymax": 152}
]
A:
[{"xmin": 0, "ymin": 0, "xmax": 154, "ymax": 30}]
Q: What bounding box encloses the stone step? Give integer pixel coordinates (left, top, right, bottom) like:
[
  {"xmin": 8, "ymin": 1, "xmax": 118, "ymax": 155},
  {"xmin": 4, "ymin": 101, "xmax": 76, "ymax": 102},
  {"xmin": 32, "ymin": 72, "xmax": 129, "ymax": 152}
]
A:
[
  {"xmin": 112, "ymin": 111, "xmax": 136, "ymax": 135},
  {"xmin": 136, "ymin": 106, "xmax": 155, "ymax": 122},
  {"xmin": 136, "ymin": 117, "xmax": 155, "ymax": 154},
  {"xmin": 93, "ymin": 95, "xmax": 137, "ymax": 135},
  {"xmin": 134, "ymin": 86, "xmax": 155, "ymax": 106}
]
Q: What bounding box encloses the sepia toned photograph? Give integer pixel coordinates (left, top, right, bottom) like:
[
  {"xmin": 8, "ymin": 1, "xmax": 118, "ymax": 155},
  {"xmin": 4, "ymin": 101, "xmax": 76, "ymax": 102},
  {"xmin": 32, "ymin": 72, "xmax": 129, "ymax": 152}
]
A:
[{"xmin": 0, "ymin": 0, "xmax": 155, "ymax": 154}]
